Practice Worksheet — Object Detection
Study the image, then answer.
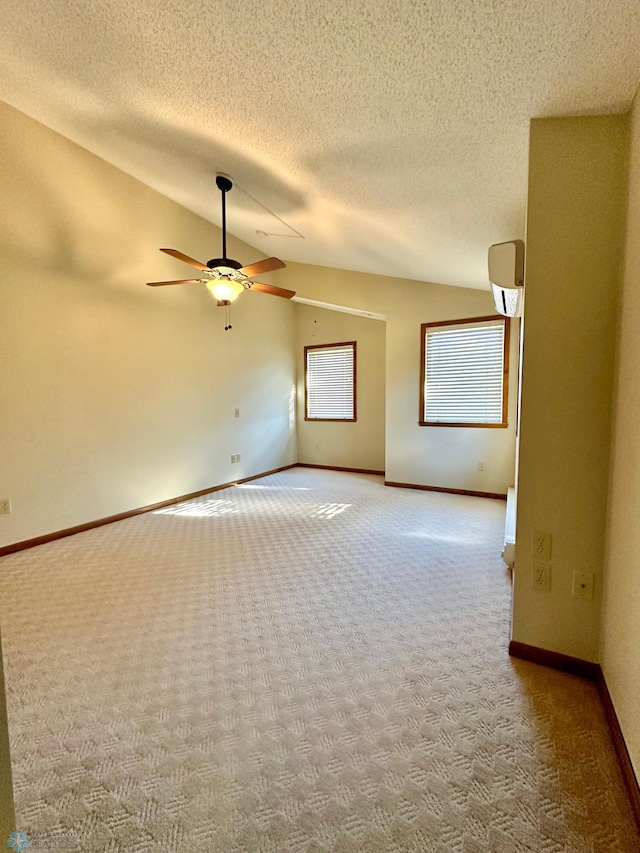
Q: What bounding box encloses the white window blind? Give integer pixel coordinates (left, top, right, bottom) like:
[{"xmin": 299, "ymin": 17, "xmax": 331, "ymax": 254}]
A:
[
  {"xmin": 423, "ymin": 320, "xmax": 505, "ymax": 424},
  {"xmin": 306, "ymin": 343, "xmax": 355, "ymax": 420}
]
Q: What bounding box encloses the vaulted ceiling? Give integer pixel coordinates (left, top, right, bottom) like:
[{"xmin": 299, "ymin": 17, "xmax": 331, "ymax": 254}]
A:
[{"xmin": 2, "ymin": 0, "xmax": 639, "ymax": 289}]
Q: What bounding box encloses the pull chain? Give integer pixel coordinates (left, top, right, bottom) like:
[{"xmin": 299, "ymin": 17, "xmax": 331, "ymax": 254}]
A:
[{"xmin": 224, "ymin": 304, "xmax": 232, "ymax": 331}]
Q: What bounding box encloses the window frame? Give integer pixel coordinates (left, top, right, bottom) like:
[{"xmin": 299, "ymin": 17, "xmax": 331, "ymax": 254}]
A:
[
  {"xmin": 304, "ymin": 341, "xmax": 357, "ymax": 422},
  {"xmin": 419, "ymin": 315, "xmax": 510, "ymax": 429}
]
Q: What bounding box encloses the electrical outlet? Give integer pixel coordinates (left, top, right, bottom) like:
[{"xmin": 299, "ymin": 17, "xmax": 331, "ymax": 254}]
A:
[
  {"xmin": 532, "ymin": 530, "xmax": 552, "ymax": 561},
  {"xmin": 234, "ymin": 408, "xmax": 240, "ymax": 418},
  {"xmin": 532, "ymin": 561, "xmax": 551, "ymax": 592},
  {"xmin": 572, "ymin": 571, "xmax": 594, "ymax": 600},
  {"xmin": 477, "ymin": 460, "xmax": 485, "ymax": 471},
  {"xmin": 0, "ymin": 499, "xmax": 11, "ymax": 515},
  {"xmin": 236, "ymin": 453, "xmax": 241, "ymax": 462},
  {"xmin": 230, "ymin": 454, "xmax": 237, "ymax": 464}
]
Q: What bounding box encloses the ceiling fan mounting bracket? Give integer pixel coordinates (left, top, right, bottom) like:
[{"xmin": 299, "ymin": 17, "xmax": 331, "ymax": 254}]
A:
[{"xmin": 215, "ymin": 175, "xmax": 233, "ymax": 193}]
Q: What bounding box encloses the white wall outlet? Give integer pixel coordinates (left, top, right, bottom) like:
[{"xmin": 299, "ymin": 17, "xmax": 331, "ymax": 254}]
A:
[
  {"xmin": 532, "ymin": 530, "xmax": 552, "ymax": 560},
  {"xmin": 573, "ymin": 571, "xmax": 594, "ymax": 600},
  {"xmin": 236, "ymin": 453, "xmax": 241, "ymax": 462},
  {"xmin": 230, "ymin": 454, "xmax": 237, "ymax": 464},
  {"xmin": 234, "ymin": 408, "xmax": 240, "ymax": 418},
  {"xmin": 532, "ymin": 561, "xmax": 551, "ymax": 592},
  {"xmin": 477, "ymin": 460, "xmax": 485, "ymax": 471},
  {"xmin": 0, "ymin": 499, "xmax": 11, "ymax": 515}
]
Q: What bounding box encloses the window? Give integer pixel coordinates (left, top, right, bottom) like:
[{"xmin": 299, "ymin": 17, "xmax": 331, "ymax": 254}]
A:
[
  {"xmin": 305, "ymin": 342, "xmax": 356, "ymax": 421},
  {"xmin": 420, "ymin": 316, "xmax": 509, "ymax": 427}
]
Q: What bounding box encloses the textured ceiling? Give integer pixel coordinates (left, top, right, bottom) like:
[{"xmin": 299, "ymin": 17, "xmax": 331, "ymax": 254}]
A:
[{"xmin": 1, "ymin": 1, "xmax": 639, "ymax": 289}]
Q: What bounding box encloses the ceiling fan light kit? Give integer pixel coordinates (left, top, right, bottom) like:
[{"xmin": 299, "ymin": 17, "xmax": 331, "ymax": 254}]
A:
[
  {"xmin": 146, "ymin": 174, "xmax": 295, "ymax": 326},
  {"xmin": 206, "ymin": 278, "xmax": 244, "ymax": 303}
]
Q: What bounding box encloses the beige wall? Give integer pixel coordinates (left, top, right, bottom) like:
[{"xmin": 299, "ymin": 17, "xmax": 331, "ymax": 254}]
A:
[
  {"xmin": 295, "ymin": 304, "xmax": 385, "ymax": 471},
  {"xmin": 279, "ymin": 265, "xmax": 518, "ymax": 495},
  {"xmin": 0, "ymin": 102, "xmax": 297, "ymax": 549},
  {"xmin": 0, "ymin": 632, "xmax": 15, "ymax": 841},
  {"xmin": 601, "ymin": 91, "xmax": 640, "ymax": 777},
  {"xmin": 513, "ymin": 115, "xmax": 629, "ymax": 662}
]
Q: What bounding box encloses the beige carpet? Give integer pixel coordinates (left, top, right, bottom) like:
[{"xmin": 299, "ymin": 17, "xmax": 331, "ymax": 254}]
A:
[{"xmin": 0, "ymin": 469, "xmax": 638, "ymax": 852}]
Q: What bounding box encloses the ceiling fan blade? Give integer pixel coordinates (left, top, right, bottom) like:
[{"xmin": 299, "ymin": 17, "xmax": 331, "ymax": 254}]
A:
[
  {"xmin": 159, "ymin": 248, "xmax": 209, "ymax": 271},
  {"xmin": 249, "ymin": 281, "xmax": 296, "ymax": 299},
  {"xmin": 238, "ymin": 257, "xmax": 286, "ymax": 278},
  {"xmin": 146, "ymin": 279, "xmax": 203, "ymax": 287}
]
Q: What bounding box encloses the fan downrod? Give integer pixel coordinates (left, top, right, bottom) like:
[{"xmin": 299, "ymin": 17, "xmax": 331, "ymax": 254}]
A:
[{"xmin": 214, "ymin": 174, "xmax": 234, "ymax": 264}]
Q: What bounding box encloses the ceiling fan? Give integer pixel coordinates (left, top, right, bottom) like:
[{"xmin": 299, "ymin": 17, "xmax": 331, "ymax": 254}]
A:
[{"xmin": 146, "ymin": 175, "xmax": 295, "ymax": 311}]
